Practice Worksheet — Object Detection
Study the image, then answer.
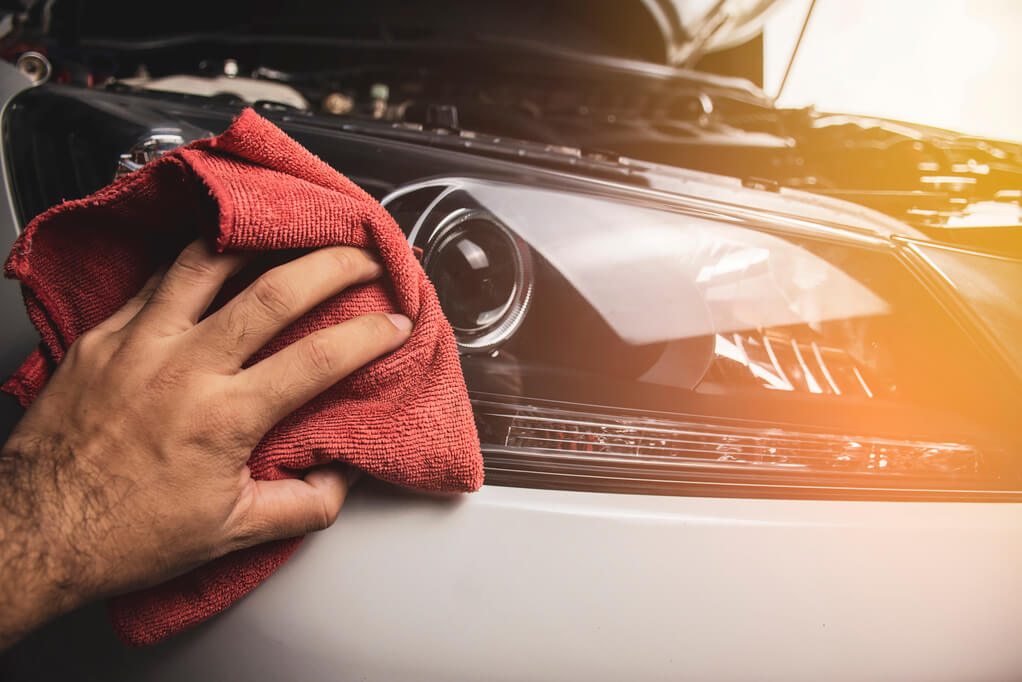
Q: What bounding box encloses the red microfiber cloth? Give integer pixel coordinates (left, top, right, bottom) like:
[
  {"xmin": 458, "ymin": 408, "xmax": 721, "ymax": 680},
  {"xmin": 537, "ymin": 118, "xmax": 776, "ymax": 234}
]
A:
[{"xmin": 2, "ymin": 108, "xmax": 483, "ymax": 645}]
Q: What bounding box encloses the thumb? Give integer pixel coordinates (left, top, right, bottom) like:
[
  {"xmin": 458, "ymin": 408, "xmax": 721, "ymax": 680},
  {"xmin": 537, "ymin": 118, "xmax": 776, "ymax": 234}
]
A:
[{"xmin": 228, "ymin": 464, "xmax": 357, "ymax": 549}]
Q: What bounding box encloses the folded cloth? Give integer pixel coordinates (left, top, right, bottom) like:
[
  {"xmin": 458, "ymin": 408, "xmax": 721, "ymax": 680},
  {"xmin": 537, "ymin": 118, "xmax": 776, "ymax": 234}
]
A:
[{"xmin": 2, "ymin": 108, "xmax": 484, "ymax": 645}]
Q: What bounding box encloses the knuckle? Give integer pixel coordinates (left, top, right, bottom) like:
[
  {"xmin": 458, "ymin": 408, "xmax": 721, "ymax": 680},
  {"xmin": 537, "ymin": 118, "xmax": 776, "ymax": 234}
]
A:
[
  {"xmin": 187, "ymin": 389, "xmax": 258, "ymax": 450},
  {"xmin": 135, "ymin": 273, "xmax": 162, "ymax": 300},
  {"xmin": 218, "ymin": 303, "xmax": 257, "ymax": 352},
  {"xmin": 198, "ymin": 401, "xmax": 235, "ymax": 435},
  {"xmin": 322, "ymin": 489, "xmax": 345, "ymax": 526},
  {"xmin": 76, "ymin": 327, "xmax": 104, "ymax": 349},
  {"xmin": 364, "ymin": 313, "xmax": 398, "ymax": 341},
  {"xmin": 312, "ymin": 498, "xmax": 338, "ymax": 531},
  {"xmin": 141, "ymin": 359, "xmax": 192, "ymax": 400},
  {"xmin": 249, "ymin": 273, "xmax": 296, "ymax": 318},
  {"xmin": 228, "ymin": 513, "xmax": 274, "ymax": 550},
  {"xmin": 173, "ymin": 242, "xmax": 216, "ymax": 281},
  {"xmin": 300, "ymin": 334, "xmax": 338, "ymax": 377},
  {"xmin": 325, "ymin": 247, "xmax": 356, "ymax": 275},
  {"xmin": 67, "ymin": 328, "xmax": 107, "ymax": 362},
  {"xmin": 255, "ymin": 381, "xmax": 292, "ymax": 428},
  {"xmin": 219, "ymin": 385, "xmax": 268, "ymax": 441}
]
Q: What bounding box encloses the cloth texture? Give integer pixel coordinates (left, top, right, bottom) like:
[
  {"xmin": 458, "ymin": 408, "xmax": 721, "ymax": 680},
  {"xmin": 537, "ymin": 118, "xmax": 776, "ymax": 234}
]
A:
[{"xmin": 2, "ymin": 108, "xmax": 483, "ymax": 645}]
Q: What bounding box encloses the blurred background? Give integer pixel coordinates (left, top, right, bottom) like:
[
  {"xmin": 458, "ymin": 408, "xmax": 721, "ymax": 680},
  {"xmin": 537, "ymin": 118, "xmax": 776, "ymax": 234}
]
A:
[{"xmin": 765, "ymin": 0, "xmax": 1022, "ymax": 142}]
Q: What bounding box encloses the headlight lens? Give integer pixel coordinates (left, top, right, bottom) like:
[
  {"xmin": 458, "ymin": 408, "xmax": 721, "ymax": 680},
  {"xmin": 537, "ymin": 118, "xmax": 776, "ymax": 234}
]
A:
[{"xmin": 387, "ymin": 178, "xmax": 1022, "ymax": 499}]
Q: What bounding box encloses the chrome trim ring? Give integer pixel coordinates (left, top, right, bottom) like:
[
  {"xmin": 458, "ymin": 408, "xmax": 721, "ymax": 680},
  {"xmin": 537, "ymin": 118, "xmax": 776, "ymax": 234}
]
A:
[{"xmin": 422, "ymin": 208, "xmax": 534, "ymax": 353}]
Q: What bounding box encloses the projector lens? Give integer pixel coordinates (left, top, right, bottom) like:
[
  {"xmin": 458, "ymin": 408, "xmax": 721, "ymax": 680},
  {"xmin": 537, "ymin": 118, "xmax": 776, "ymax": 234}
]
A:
[{"xmin": 423, "ymin": 210, "xmax": 532, "ymax": 352}]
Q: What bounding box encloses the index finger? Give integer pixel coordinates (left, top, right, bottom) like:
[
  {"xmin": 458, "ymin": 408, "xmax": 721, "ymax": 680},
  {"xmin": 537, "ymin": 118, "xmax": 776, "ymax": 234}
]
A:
[
  {"xmin": 236, "ymin": 312, "xmax": 412, "ymax": 435},
  {"xmin": 189, "ymin": 246, "xmax": 384, "ymax": 370},
  {"xmin": 133, "ymin": 240, "xmax": 250, "ymax": 335}
]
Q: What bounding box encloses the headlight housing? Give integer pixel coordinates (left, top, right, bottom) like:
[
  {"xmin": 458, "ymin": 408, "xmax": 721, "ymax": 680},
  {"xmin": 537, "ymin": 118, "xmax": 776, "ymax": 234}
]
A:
[
  {"xmin": 6, "ymin": 85, "xmax": 1021, "ymax": 500},
  {"xmin": 387, "ymin": 178, "xmax": 1022, "ymax": 499}
]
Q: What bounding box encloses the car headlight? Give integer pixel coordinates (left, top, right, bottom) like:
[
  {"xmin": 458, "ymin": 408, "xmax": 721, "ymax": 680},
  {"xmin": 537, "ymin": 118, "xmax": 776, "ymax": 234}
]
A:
[
  {"xmin": 387, "ymin": 178, "xmax": 1022, "ymax": 500},
  {"xmin": 7, "ymin": 86, "xmax": 1021, "ymax": 500}
]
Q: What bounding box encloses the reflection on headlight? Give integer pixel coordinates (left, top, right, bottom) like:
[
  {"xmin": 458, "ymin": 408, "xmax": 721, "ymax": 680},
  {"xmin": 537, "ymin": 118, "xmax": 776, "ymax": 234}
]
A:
[
  {"xmin": 460, "ymin": 180, "xmax": 893, "ymax": 345},
  {"xmin": 704, "ymin": 331, "xmax": 874, "ymax": 397}
]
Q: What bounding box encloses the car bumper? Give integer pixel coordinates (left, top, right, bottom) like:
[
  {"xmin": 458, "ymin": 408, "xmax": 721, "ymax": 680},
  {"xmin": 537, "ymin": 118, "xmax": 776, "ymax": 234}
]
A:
[{"xmin": 7, "ymin": 483, "xmax": 1022, "ymax": 681}]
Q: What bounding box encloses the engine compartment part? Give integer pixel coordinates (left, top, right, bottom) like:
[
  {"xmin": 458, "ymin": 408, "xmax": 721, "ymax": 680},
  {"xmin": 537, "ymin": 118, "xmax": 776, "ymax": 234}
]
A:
[
  {"xmin": 15, "ymin": 50, "xmax": 49, "ymax": 84},
  {"xmin": 117, "ymin": 72, "xmax": 309, "ymax": 110}
]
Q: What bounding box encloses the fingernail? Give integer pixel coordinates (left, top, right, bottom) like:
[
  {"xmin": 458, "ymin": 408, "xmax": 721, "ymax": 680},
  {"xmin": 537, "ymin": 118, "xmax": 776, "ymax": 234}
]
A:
[{"xmin": 386, "ymin": 313, "xmax": 413, "ymax": 332}]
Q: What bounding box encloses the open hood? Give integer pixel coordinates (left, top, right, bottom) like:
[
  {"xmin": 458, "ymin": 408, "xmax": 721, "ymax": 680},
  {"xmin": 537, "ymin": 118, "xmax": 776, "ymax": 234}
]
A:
[{"xmin": 640, "ymin": 0, "xmax": 783, "ymax": 65}]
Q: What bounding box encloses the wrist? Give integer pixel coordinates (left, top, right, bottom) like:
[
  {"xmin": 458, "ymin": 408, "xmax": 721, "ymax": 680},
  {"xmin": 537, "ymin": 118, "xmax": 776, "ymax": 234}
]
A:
[{"xmin": 0, "ymin": 438, "xmax": 98, "ymax": 649}]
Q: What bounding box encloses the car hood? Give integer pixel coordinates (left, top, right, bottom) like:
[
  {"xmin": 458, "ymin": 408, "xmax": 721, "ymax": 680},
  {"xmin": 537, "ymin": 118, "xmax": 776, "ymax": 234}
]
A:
[{"xmin": 640, "ymin": 0, "xmax": 783, "ymax": 65}]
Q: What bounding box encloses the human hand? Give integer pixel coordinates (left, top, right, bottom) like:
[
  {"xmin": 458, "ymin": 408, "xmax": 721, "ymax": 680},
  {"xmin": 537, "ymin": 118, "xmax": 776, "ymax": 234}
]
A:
[{"xmin": 0, "ymin": 240, "xmax": 411, "ymax": 649}]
